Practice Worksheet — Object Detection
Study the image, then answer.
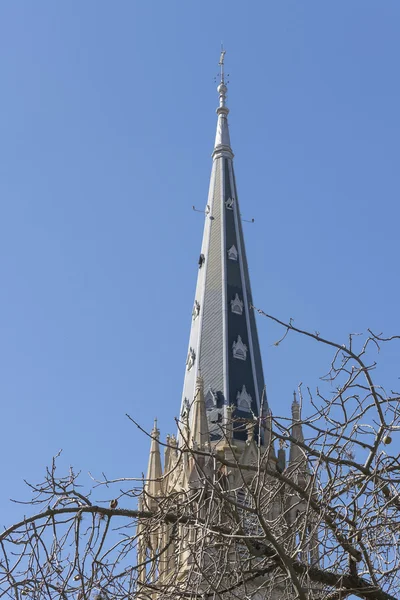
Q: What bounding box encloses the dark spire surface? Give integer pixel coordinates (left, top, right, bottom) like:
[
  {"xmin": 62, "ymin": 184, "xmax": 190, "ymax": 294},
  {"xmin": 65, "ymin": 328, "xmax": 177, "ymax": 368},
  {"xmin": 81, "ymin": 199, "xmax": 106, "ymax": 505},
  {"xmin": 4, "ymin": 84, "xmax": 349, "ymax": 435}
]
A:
[{"xmin": 180, "ymin": 52, "xmax": 268, "ymax": 442}]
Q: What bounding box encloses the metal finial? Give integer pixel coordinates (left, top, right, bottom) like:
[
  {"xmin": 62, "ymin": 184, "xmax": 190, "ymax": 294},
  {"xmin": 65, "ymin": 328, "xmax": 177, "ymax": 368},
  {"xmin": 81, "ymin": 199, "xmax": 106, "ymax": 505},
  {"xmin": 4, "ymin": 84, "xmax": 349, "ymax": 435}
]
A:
[
  {"xmin": 219, "ymin": 46, "xmax": 226, "ymax": 85},
  {"xmin": 217, "ymin": 47, "xmax": 228, "ymax": 111}
]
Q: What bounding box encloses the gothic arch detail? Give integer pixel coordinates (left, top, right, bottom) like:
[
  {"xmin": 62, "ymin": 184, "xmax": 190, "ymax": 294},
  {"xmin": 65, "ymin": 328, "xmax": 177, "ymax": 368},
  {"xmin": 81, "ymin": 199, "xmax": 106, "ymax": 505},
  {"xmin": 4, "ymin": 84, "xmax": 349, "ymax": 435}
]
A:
[
  {"xmin": 232, "ymin": 335, "xmax": 248, "ymax": 360},
  {"xmin": 231, "ymin": 293, "xmax": 244, "ymax": 315},
  {"xmin": 205, "ymin": 389, "xmax": 217, "ymax": 409},
  {"xmin": 236, "ymin": 385, "xmax": 252, "ymax": 412}
]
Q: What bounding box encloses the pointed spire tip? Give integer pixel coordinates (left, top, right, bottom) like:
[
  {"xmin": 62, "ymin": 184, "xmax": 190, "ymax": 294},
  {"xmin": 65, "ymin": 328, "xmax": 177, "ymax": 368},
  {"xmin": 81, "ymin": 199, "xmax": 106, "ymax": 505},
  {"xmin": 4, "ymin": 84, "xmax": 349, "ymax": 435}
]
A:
[
  {"xmin": 291, "ymin": 392, "xmax": 301, "ymax": 420},
  {"xmin": 217, "ymin": 47, "xmax": 228, "ymax": 110},
  {"xmin": 213, "ymin": 48, "xmax": 232, "ymax": 158}
]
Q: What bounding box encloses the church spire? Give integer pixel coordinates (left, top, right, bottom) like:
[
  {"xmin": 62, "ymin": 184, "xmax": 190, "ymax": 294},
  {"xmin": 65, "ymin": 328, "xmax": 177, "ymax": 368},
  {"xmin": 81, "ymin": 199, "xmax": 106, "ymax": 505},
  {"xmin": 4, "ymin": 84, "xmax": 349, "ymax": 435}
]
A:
[{"xmin": 180, "ymin": 50, "xmax": 268, "ymax": 443}]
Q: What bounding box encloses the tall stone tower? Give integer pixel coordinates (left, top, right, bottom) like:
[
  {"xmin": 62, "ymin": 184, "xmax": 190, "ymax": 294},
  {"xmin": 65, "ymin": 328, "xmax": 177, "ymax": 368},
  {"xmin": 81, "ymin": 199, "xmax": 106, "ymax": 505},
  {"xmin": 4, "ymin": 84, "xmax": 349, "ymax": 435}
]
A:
[{"xmin": 137, "ymin": 52, "xmax": 317, "ymax": 599}]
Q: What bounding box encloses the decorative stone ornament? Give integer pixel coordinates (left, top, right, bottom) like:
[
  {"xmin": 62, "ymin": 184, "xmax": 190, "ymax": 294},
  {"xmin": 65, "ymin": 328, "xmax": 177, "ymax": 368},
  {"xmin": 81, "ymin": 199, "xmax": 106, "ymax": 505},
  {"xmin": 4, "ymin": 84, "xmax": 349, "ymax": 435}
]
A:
[
  {"xmin": 225, "ymin": 197, "xmax": 234, "ymax": 210},
  {"xmin": 227, "ymin": 245, "xmax": 238, "ymax": 261},
  {"xmin": 231, "ymin": 293, "xmax": 244, "ymax": 315},
  {"xmin": 181, "ymin": 397, "xmax": 190, "ymax": 417},
  {"xmin": 192, "ymin": 300, "xmax": 200, "ymax": 320},
  {"xmin": 232, "ymin": 335, "xmax": 248, "ymax": 360},
  {"xmin": 236, "ymin": 385, "xmax": 252, "ymax": 412},
  {"xmin": 205, "ymin": 389, "xmax": 217, "ymax": 409},
  {"xmin": 186, "ymin": 347, "xmax": 196, "ymax": 371}
]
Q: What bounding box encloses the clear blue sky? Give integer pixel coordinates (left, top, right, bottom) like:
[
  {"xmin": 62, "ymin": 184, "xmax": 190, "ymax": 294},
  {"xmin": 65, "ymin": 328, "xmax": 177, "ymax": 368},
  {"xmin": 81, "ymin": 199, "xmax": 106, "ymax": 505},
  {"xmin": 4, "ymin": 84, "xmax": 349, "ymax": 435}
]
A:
[{"xmin": 1, "ymin": 2, "xmax": 399, "ymax": 524}]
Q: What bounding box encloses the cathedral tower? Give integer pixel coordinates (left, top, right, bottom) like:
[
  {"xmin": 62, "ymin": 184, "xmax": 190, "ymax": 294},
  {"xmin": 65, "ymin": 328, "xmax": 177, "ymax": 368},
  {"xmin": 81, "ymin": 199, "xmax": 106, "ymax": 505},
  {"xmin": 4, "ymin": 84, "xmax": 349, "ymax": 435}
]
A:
[{"xmin": 138, "ymin": 51, "xmax": 316, "ymax": 599}]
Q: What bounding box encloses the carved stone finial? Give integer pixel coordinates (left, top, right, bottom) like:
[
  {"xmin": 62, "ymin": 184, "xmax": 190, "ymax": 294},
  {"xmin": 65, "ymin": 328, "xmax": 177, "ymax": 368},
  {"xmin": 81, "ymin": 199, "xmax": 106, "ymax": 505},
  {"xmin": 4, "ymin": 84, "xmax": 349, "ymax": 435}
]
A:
[
  {"xmin": 195, "ymin": 372, "xmax": 204, "ymax": 390},
  {"xmin": 152, "ymin": 418, "xmax": 160, "ymax": 438},
  {"xmin": 292, "ymin": 391, "xmax": 301, "ymax": 419}
]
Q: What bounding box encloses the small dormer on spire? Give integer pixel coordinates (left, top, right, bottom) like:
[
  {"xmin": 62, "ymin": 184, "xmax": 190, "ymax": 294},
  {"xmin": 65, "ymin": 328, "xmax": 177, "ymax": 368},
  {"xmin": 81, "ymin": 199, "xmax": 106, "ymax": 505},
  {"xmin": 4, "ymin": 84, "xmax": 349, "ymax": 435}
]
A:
[{"xmin": 213, "ymin": 48, "xmax": 233, "ymax": 159}]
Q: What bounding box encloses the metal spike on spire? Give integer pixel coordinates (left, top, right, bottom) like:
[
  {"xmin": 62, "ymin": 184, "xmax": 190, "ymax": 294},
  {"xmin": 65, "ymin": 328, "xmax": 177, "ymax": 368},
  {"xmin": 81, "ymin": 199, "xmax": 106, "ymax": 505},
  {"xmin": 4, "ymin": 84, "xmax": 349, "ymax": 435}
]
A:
[
  {"xmin": 214, "ymin": 48, "xmax": 231, "ymax": 156},
  {"xmin": 219, "ymin": 47, "xmax": 226, "ymax": 84},
  {"xmin": 217, "ymin": 46, "xmax": 228, "ymax": 111}
]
